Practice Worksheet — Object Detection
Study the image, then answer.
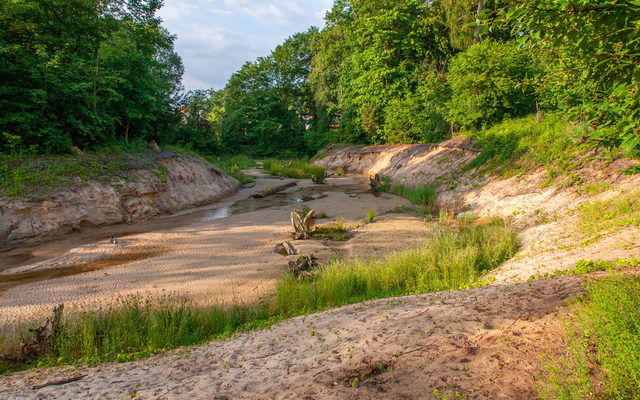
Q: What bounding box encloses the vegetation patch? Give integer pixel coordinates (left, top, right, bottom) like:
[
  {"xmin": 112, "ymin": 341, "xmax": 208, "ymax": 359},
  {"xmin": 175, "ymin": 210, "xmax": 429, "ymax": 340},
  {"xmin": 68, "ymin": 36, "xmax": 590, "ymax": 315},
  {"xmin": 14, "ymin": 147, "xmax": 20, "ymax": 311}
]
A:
[
  {"xmin": 538, "ymin": 273, "xmax": 640, "ymax": 400},
  {"xmin": 312, "ymin": 225, "xmax": 351, "ymax": 241},
  {"xmin": 379, "ymin": 176, "xmax": 437, "ymax": 211},
  {"xmin": 0, "ymin": 220, "xmax": 517, "ymax": 374},
  {"xmin": 263, "ymin": 159, "xmax": 326, "ymax": 182},
  {"xmin": 0, "ymin": 153, "xmax": 160, "ymax": 198},
  {"xmin": 463, "ymin": 114, "xmax": 617, "ymax": 183},
  {"xmin": 204, "ymin": 154, "xmax": 257, "ymax": 184},
  {"xmin": 576, "ymin": 192, "xmax": 640, "ymax": 238}
]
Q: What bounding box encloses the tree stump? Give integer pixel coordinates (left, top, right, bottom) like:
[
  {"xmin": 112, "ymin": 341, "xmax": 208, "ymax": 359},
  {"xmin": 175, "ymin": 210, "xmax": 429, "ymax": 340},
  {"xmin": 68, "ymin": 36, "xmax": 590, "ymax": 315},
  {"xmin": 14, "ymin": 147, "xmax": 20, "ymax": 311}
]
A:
[{"xmin": 291, "ymin": 209, "xmax": 316, "ymax": 240}]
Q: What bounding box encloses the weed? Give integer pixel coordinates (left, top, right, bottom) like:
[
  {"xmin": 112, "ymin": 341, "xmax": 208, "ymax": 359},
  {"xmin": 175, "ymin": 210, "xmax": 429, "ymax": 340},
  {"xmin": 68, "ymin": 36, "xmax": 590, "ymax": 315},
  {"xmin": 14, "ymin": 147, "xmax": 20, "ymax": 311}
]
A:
[
  {"xmin": 336, "ymin": 167, "xmax": 344, "ymax": 176},
  {"xmin": 367, "ymin": 209, "xmax": 375, "ymax": 223},
  {"xmin": 378, "ymin": 176, "xmax": 437, "ymax": 212}
]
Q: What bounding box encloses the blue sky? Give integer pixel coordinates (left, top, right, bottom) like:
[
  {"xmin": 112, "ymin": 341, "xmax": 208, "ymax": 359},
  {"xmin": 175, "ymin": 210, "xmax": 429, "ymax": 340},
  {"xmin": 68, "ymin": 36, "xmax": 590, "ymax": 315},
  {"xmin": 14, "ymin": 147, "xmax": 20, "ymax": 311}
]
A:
[{"xmin": 157, "ymin": 0, "xmax": 333, "ymax": 91}]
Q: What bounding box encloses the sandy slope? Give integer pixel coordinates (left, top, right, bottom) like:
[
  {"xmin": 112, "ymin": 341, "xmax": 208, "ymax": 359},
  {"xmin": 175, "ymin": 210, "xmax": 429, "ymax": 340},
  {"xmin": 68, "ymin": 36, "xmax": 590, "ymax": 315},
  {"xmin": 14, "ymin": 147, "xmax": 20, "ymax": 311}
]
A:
[{"xmin": 0, "ymin": 274, "xmax": 593, "ymax": 400}]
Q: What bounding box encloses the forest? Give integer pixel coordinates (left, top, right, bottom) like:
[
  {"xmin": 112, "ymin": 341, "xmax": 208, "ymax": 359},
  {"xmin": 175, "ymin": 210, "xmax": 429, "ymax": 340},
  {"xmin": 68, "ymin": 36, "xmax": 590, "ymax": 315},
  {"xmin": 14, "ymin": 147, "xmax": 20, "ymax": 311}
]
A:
[{"xmin": 1, "ymin": 0, "xmax": 639, "ymax": 160}]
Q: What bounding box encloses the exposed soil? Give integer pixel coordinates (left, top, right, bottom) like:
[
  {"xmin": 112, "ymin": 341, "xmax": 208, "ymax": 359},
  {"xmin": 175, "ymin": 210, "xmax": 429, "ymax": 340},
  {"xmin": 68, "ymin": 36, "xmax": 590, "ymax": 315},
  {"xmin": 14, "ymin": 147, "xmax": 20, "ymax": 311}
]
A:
[{"xmin": 1, "ymin": 144, "xmax": 639, "ymax": 400}]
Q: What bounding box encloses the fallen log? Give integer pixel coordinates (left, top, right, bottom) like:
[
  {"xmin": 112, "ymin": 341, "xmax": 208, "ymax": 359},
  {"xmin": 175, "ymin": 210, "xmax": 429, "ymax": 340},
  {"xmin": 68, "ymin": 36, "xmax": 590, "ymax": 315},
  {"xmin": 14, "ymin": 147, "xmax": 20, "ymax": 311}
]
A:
[
  {"xmin": 20, "ymin": 304, "xmax": 64, "ymax": 361},
  {"xmin": 252, "ymin": 182, "xmax": 297, "ymax": 198}
]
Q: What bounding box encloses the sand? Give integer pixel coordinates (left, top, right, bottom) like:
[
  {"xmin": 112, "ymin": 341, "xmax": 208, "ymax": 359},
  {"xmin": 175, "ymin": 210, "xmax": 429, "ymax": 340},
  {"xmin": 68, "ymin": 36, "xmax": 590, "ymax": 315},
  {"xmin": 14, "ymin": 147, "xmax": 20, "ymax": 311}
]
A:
[
  {"xmin": 1, "ymin": 165, "xmax": 639, "ymax": 399},
  {"xmin": 0, "ymin": 175, "xmax": 414, "ymax": 328}
]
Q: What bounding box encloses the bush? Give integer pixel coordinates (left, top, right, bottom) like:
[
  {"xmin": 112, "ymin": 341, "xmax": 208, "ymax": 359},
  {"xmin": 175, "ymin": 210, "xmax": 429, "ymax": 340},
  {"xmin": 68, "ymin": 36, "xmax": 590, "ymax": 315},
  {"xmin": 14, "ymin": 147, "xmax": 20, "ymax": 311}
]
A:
[{"xmin": 447, "ymin": 41, "xmax": 541, "ymax": 130}]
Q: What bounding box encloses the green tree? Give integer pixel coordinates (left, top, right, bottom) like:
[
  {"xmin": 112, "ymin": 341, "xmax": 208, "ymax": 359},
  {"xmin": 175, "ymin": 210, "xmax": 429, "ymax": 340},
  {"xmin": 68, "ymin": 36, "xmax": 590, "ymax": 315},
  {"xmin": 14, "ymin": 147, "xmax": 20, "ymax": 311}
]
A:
[
  {"xmin": 499, "ymin": 0, "xmax": 640, "ymax": 155},
  {"xmin": 447, "ymin": 40, "xmax": 540, "ymax": 129}
]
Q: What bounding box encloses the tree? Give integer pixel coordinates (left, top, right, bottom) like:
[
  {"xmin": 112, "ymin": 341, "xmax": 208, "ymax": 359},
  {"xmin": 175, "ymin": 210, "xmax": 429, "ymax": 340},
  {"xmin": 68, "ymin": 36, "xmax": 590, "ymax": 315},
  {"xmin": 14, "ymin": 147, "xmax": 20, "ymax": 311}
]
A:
[{"xmin": 499, "ymin": 0, "xmax": 640, "ymax": 155}]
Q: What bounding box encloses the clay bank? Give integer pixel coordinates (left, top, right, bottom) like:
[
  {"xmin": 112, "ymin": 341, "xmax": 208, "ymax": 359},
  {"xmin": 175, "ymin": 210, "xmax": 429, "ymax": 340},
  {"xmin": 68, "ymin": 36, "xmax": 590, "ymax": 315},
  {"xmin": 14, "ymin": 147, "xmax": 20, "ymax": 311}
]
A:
[{"xmin": 0, "ymin": 151, "xmax": 241, "ymax": 250}]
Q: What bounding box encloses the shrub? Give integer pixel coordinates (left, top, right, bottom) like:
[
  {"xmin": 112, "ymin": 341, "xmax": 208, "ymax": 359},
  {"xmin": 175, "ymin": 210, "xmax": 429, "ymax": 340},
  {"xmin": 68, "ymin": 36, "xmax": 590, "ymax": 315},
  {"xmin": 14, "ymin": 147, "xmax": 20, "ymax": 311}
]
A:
[{"xmin": 447, "ymin": 41, "xmax": 541, "ymax": 130}]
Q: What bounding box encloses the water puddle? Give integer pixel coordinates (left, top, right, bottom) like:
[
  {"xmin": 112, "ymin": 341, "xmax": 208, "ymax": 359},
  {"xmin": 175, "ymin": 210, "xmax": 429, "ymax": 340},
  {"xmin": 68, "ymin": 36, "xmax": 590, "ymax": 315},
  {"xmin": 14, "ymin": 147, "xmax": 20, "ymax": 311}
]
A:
[{"xmin": 0, "ymin": 247, "xmax": 170, "ymax": 295}]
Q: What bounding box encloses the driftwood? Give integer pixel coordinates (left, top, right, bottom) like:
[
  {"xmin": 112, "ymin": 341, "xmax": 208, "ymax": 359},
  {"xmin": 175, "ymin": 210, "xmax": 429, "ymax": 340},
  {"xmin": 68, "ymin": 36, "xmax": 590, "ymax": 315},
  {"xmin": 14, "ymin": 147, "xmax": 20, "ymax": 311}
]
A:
[
  {"xmin": 20, "ymin": 304, "xmax": 64, "ymax": 360},
  {"xmin": 291, "ymin": 209, "xmax": 316, "ymax": 240},
  {"xmin": 369, "ymin": 174, "xmax": 381, "ymax": 190},
  {"xmin": 32, "ymin": 374, "xmax": 86, "ymax": 390},
  {"xmin": 281, "ymin": 241, "xmax": 297, "ymax": 255},
  {"xmin": 252, "ymin": 182, "xmax": 297, "ymax": 198},
  {"xmin": 288, "ymin": 255, "xmax": 317, "ymax": 279}
]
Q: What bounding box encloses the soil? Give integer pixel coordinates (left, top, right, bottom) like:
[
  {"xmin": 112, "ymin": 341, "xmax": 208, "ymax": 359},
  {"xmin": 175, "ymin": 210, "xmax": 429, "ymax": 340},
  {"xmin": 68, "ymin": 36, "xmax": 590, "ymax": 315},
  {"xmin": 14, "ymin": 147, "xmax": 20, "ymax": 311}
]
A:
[{"xmin": 1, "ymin": 145, "xmax": 639, "ymax": 400}]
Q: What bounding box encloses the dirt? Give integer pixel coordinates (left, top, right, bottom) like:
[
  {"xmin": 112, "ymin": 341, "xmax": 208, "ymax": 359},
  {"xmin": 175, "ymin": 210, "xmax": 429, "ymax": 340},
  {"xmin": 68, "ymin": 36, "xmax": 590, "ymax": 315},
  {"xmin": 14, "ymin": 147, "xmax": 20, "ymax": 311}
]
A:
[{"xmin": 1, "ymin": 144, "xmax": 639, "ymax": 399}]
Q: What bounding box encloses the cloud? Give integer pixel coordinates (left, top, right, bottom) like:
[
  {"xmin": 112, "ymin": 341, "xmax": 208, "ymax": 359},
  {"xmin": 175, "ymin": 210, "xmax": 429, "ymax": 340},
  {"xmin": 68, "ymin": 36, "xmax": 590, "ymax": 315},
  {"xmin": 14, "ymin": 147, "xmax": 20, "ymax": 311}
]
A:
[{"xmin": 158, "ymin": 0, "xmax": 332, "ymax": 90}]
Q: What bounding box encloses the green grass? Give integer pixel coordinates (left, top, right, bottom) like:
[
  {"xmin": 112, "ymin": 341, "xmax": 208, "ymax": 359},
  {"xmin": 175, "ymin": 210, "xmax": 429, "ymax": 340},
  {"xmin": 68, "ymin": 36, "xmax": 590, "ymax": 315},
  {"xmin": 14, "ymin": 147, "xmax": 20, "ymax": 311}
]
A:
[
  {"xmin": 367, "ymin": 208, "xmax": 375, "ymax": 222},
  {"xmin": 539, "ymin": 273, "xmax": 640, "ymax": 400},
  {"xmin": 576, "ymin": 191, "xmax": 640, "ymax": 237},
  {"xmin": 0, "ymin": 153, "xmax": 159, "ymax": 198},
  {"xmin": 275, "ymin": 219, "xmax": 518, "ymax": 315},
  {"xmin": 379, "ymin": 176, "xmax": 437, "ymax": 211},
  {"xmin": 1, "ymin": 220, "xmax": 517, "ymax": 374},
  {"xmin": 203, "ymin": 154, "xmax": 257, "ymax": 184},
  {"xmin": 462, "ymin": 113, "xmax": 618, "ymax": 184},
  {"xmin": 262, "ymin": 159, "xmax": 326, "ymax": 181},
  {"xmin": 312, "ymin": 225, "xmax": 351, "ymax": 241}
]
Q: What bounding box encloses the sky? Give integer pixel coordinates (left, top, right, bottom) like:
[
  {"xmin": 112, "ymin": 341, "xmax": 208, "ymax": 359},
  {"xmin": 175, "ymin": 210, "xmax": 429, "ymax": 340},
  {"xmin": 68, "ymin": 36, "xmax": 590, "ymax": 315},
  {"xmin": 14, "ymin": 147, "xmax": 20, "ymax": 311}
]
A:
[{"xmin": 157, "ymin": 0, "xmax": 333, "ymax": 92}]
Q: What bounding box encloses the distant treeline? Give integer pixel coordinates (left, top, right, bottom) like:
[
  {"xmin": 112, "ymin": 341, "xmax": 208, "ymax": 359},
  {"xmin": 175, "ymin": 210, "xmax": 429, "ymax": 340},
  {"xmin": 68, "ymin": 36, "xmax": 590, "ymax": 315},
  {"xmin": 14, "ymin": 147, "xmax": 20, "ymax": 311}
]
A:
[{"xmin": 1, "ymin": 0, "xmax": 638, "ymax": 158}]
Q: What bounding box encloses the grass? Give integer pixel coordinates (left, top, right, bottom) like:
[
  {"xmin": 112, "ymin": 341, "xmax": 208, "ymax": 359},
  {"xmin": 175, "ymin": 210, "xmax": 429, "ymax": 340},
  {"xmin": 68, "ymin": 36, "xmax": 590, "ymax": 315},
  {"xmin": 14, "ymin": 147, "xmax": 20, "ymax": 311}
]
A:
[
  {"xmin": 462, "ymin": 113, "xmax": 618, "ymax": 185},
  {"xmin": 538, "ymin": 273, "xmax": 640, "ymax": 400},
  {"xmin": 263, "ymin": 158, "xmax": 326, "ymax": 182},
  {"xmin": 368, "ymin": 208, "xmax": 375, "ymax": 222},
  {"xmin": 275, "ymin": 219, "xmax": 517, "ymax": 314},
  {"xmin": 1, "ymin": 219, "xmax": 517, "ymax": 374},
  {"xmin": 576, "ymin": 191, "xmax": 640, "ymax": 238},
  {"xmin": 378, "ymin": 176, "xmax": 437, "ymax": 211},
  {"xmin": 312, "ymin": 225, "xmax": 351, "ymax": 241},
  {"xmin": 203, "ymin": 154, "xmax": 257, "ymax": 184},
  {"xmin": 0, "ymin": 153, "xmax": 159, "ymax": 198}
]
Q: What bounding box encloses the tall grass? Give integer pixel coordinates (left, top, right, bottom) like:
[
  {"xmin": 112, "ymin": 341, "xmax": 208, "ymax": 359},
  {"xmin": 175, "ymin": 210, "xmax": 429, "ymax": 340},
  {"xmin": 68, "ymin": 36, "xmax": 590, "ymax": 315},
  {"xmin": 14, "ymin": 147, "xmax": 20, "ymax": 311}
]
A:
[
  {"xmin": 539, "ymin": 275, "xmax": 640, "ymax": 400},
  {"xmin": 1, "ymin": 220, "xmax": 517, "ymax": 373},
  {"xmin": 462, "ymin": 113, "xmax": 617, "ymax": 182},
  {"xmin": 263, "ymin": 159, "xmax": 326, "ymax": 181},
  {"xmin": 274, "ymin": 220, "xmax": 518, "ymax": 314},
  {"xmin": 202, "ymin": 154, "xmax": 257, "ymax": 183},
  {"xmin": 379, "ymin": 176, "xmax": 437, "ymax": 210}
]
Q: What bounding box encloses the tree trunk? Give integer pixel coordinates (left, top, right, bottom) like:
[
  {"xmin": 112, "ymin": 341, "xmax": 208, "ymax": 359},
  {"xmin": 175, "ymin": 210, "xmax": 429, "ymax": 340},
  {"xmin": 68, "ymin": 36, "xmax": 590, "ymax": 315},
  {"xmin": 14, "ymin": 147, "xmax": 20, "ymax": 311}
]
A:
[
  {"xmin": 125, "ymin": 119, "xmax": 130, "ymax": 143},
  {"xmin": 474, "ymin": 0, "xmax": 484, "ymax": 44}
]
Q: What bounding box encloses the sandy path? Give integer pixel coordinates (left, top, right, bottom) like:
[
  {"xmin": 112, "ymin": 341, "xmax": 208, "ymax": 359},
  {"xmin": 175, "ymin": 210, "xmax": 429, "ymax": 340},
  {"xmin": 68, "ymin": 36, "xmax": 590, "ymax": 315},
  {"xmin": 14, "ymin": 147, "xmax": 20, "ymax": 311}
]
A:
[
  {"xmin": 0, "ymin": 176, "xmax": 412, "ymax": 328},
  {"xmin": 0, "ymin": 274, "xmax": 593, "ymax": 399}
]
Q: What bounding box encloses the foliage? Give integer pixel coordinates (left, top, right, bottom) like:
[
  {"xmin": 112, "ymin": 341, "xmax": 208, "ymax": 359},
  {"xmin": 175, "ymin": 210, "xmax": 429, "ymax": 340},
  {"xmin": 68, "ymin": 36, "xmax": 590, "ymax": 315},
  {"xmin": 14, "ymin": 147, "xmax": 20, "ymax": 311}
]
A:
[
  {"xmin": 0, "ymin": 0, "xmax": 183, "ymax": 154},
  {"xmin": 379, "ymin": 177, "xmax": 437, "ymax": 209},
  {"xmin": 203, "ymin": 154, "xmax": 257, "ymax": 184},
  {"xmin": 0, "ymin": 153, "xmax": 159, "ymax": 198},
  {"xmin": 367, "ymin": 208, "xmax": 375, "ymax": 222},
  {"xmin": 221, "ymin": 29, "xmax": 319, "ymax": 157},
  {"xmin": 497, "ymin": 0, "xmax": 640, "ymax": 157},
  {"xmin": 539, "ymin": 275, "xmax": 640, "ymax": 400},
  {"xmin": 262, "ymin": 159, "xmax": 326, "ymax": 180},
  {"xmin": 462, "ymin": 113, "xmax": 607, "ymax": 182},
  {"xmin": 447, "ymin": 40, "xmax": 541, "ymax": 129},
  {"xmin": 576, "ymin": 192, "xmax": 640, "ymax": 238}
]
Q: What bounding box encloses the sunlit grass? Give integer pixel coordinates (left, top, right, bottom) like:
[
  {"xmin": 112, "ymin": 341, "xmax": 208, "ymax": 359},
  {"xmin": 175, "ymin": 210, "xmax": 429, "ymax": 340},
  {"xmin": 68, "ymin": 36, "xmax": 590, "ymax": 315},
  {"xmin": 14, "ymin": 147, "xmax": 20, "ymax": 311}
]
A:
[
  {"xmin": 0, "ymin": 219, "xmax": 517, "ymax": 374},
  {"xmin": 539, "ymin": 273, "xmax": 640, "ymax": 400}
]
